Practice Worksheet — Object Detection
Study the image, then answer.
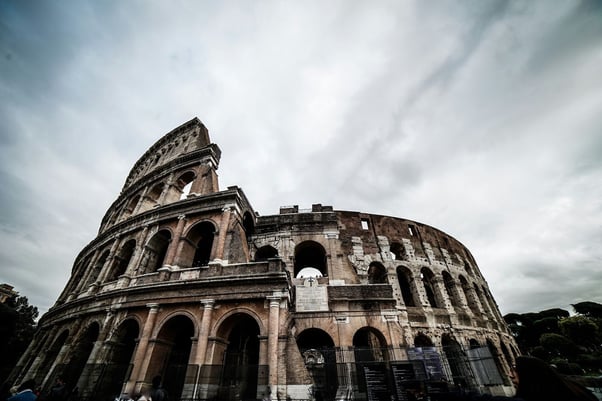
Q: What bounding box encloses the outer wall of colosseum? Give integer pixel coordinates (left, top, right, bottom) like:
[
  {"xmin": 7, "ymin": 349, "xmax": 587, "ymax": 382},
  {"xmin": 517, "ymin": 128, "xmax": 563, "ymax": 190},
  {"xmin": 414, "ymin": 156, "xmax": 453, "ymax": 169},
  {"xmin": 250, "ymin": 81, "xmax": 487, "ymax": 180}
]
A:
[{"xmin": 9, "ymin": 118, "xmax": 519, "ymax": 401}]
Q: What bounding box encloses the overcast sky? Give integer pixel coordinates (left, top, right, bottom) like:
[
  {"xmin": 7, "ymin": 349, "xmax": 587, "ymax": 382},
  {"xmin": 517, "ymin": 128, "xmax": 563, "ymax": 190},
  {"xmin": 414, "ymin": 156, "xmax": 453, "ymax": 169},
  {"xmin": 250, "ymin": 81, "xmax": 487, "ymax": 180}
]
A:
[{"xmin": 1, "ymin": 1, "xmax": 601, "ymax": 317}]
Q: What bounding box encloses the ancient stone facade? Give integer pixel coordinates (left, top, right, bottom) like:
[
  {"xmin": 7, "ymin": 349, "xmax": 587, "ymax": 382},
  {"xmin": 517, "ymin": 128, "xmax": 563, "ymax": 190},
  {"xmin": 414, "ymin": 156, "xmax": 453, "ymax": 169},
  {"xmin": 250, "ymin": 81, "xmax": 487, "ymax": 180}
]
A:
[{"xmin": 10, "ymin": 118, "xmax": 519, "ymax": 401}]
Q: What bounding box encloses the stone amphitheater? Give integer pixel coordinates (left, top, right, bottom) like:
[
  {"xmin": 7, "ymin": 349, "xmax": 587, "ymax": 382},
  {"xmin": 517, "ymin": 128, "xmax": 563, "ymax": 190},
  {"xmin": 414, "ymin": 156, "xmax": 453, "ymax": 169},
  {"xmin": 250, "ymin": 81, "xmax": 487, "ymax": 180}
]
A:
[{"xmin": 10, "ymin": 118, "xmax": 519, "ymax": 401}]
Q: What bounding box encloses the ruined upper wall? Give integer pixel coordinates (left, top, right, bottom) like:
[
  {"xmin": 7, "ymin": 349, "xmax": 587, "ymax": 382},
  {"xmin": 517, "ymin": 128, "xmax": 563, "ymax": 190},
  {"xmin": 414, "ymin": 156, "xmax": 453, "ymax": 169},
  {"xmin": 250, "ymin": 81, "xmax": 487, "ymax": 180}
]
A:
[{"xmin": 121, "ymin": 117, "xmax": 215, "ymax": 192}]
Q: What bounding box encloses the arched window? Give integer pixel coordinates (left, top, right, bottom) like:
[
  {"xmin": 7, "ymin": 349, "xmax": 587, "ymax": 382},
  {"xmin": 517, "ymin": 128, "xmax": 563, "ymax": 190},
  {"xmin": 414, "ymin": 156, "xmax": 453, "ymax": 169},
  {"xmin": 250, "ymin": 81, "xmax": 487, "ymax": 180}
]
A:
[
  {"xmin": 396, "ymin": 266, "xmax": 415, "ymax": 307},
  {"xmin": 421, "ymin": 267, "xmax": 439, "ymax": 308},
  {"xmin": 122, "ymin": 195, "xmax": 141, "ymax": 219},
  {"xmin": 414, "ymin": 333, "xmax": 433, "ymax": 347},
  {"xmin": 442, "ymin": 271, "xmax": 459, "ymax": 307},
  {"xmin": 177, "ymin": 171, "xmax": 196, "ymax": 200},
  {"xmin": 108, "ymin": 239, "xmax": 136, "ymax": 281},
  {"xmin": 255, "ymin": 245, "xmax": 278, "ymax": 262},
  {"xmin": 179, "ymin": 221, "xmax": 215, "ymax": 268},
  {"xmin": 142, "ymin": 230, "xmax": 171, "ymax": 273},
  {"xmin": 242, "ymin": 212, "xmax": 255, "ymax": 241},
  {"xmin": 367, "ymin": 262, "xmax": 387, "ymax": 284},
  {"xmin": 294, "ymin": 241, "xmax": 327, "ymax": 278},
  {"xmin": 390, "ymin": 242, "xmax": 404, "ymax": 260}
]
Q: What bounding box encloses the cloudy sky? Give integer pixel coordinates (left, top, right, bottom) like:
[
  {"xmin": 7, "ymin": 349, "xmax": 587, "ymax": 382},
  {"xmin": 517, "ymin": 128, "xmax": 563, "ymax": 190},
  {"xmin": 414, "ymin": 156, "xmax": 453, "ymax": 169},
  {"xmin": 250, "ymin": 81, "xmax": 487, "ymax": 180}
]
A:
[{"xmin": 1, "ymin": 1, "xmax": 601, "ymax": 317}]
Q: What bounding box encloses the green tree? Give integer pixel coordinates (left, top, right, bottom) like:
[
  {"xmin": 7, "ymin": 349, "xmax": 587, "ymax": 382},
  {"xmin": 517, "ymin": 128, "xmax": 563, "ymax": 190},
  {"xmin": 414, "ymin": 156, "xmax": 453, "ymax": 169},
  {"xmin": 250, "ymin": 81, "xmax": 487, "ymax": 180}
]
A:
[
  {"xmin": 0, "ymin": 295, "xmax": 38, "ymax": 384},
  {"xmin": 539, "ymin": 333, "xmax": 579, "ymax": 358},
  {"xmin": 560, "ymin": 315, "xmax": 600, "ymax": 351}
]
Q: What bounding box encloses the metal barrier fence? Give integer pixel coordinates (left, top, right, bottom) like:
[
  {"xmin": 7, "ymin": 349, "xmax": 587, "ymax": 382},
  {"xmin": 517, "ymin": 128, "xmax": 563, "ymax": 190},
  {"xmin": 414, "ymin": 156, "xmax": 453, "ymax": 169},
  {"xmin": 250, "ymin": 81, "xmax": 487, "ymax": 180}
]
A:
[{"xmin": 49, "ymin": 345, "xmax": 508, "ymax": 401}]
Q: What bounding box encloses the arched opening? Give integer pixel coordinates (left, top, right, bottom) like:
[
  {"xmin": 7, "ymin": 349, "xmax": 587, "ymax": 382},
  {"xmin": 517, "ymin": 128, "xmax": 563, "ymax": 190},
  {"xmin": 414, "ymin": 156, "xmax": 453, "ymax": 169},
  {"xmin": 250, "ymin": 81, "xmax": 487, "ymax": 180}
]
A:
[
  {"xmin": 108, "ymin": 239, "xmax": 136, "ymax": 282},
  {"xmin": 442, "ymin": 271, "xmax": 459, "ymax": 307},
  {"xmin": 463, "ymin": 261, "xmax": 473, "ymax": 276},
  {"xmin": 177, "ymin": 171, "xmax": 196, "ymax": 200},
  {"xmin": 367, "ymin": 262, "xmax": 387, "ymax": 284},
  {"xmin": 396, "ymin": 266, "xmax": 416, "ymax": 307},
  {"xmin": 475, "ymin": 286, "xmax": 492, "ymax": 316},
  {"xmin": 254, "ymin": 245, "xmax": 278, "ymax": 262},
  {"xmin": 486, "ymin": 340, "xmax": 505, "ymax": 385},
  {"xmin": 142, "ymin": 230, "xmax": 171, "ymax": 274},
  {"xmin": 87, "ymin": 250, "xmax": 109, "ymax": 286},
  {"xmin": 217, "ymin": 314, "xmax": 261, "ymax": 401},
  {"xmin": 442, "ymin": 334, "xmax": 474, "ymax": 388},
  {"xmin": 294, "ymin": 241, "xmax": 327, "ymax": 278},
  {"xmin": 123, "ymin": 195, "xmax": 141, "ymax": 219},
  {"xmin": 95, "ymin": 319, "xmax": 139, "ymax": 401},
  {"xmin": 420, "ymin": 267, "xmax": 439, "ymax": 308},
  {"xmin": 242, "ymin": 212, "xmax": 255, "ymax": 241},
  {"xmin": 413, "ymin": 334, "xmax": 433, "ymax": 347},
  {"xmin": 35, "ymin": 330, "xmax": 69, "ymax": 385},
  {"xmin": 139, "ymin": 183, "xmax": 165, "ymax": 212},
  {"xmin": 61, "ymin": 323, "xmax": 100, "ymax": 392},
  {"xmin": 180, "ymin": 222, "xmax": 215, "ymax": 268},
  {"xmin": 353, "ymin": 327, "xmax": 389, "ymax": 400},
  {"xmin": 148, "ymin": 315, "xmax": 195, "ymax": 401},
  {"xmin": 390, "ymin": 242, "xmax": 404, "ymax": 260},
  {"xmin": 296, "ymin": 328, "xmax": 337, "ymax": 401}
]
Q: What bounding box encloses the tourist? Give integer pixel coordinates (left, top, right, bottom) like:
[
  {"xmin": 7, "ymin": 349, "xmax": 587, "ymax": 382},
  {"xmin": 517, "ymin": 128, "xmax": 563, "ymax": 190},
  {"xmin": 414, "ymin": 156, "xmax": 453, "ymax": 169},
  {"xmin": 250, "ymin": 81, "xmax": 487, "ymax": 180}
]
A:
[
  {"xmin": 7, "ymin": 380, "xmax": 37, "ymax": 401},
  {"xmin": 149, "ymin": 376, "xmax": 167, "ymax": 401}
]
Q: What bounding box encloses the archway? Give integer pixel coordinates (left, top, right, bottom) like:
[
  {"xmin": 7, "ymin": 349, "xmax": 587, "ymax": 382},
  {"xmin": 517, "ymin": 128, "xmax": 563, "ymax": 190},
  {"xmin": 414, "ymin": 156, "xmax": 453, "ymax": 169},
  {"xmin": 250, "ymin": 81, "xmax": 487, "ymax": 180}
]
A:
[
  {"xmin": 367, "ymin": 263, "xmax": 387, "ymax": 284},
  {"xmin": 421, "ymin": 267, "xmax": 439, "ymax": 308},
  {"xmin": 108, "ymin": 239, "xmax": 136, "ymax": 282},
  {"xmin": 296, "ymin": 328, "xmax": 338, "ymax": 401},
  {"xmin": 61, "ymin": 323, "xmax": 100, "ymax": 392},
  {"xmin": 142, "ymin": 230, "xmax": 172, "ymax": 273},
  {"xmin": 353, "ymin": 327, "xmax": 389, "ymax": 401},
  {"xmin": 396, "ymin": 266, "xmax": 416, "ymax": 307},
  {"xmin": 179, "ymin": 221, "xmax": 215, "ymax": 268},
  {"xmin": 255, "ymin": 245, "xmax": 278, "ymax": 262},
  {"xmin": 442, "ymin": 334, "xmax": 474, "ymax": 388},
  {"xmin": 217, "ymin": 313, "xmax": 261, "ymax": 401},
  {"xmin": 294, "ymin": 241, "xmax": 327, "ymax": 278},
  {"xmin": 148, "ymin": 315, "xmax": 195, "ymax": 401},
  {"xmin": 93, "ymin": 319, "xmax": 139, "ymax": 401}
]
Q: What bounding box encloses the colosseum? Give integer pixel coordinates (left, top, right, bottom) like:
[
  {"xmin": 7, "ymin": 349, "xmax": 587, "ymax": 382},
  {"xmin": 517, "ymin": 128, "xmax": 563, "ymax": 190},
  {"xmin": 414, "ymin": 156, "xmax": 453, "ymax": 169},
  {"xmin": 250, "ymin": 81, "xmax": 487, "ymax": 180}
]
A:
[{"xmin": 10, "ymin": 118, "xmax": 519, "ymax": 401}]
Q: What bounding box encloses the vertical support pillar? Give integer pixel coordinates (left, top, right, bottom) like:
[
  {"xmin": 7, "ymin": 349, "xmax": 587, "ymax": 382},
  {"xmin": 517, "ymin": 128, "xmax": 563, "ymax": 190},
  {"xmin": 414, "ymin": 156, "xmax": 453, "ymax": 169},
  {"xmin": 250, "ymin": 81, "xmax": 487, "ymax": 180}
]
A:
[
  {"xmin": 164, "ymin": 215, "xmax": 186, "ymax": 267},
  {"xmin": 267, "ymin": 295, "xmax": 281, "ymax": 389},
  {"xmin": 195, "ymin": 299, "xmax": 215, "ymax": 366},
  {"xmin": 125, "ymin": 303, "xmax": 160, "ymax": 395},
  {"xmin": 214, "ymin": 206, "xmax": 232, "ymax": 261}
]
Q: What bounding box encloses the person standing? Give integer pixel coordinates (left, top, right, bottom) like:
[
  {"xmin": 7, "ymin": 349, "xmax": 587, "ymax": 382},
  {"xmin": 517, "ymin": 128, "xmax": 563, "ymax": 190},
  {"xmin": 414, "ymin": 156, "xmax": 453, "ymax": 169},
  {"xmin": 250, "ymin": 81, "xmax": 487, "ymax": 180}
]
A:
[{"xmin": 149, "ymin": 376, "xmax": 167, "ymax": 401}]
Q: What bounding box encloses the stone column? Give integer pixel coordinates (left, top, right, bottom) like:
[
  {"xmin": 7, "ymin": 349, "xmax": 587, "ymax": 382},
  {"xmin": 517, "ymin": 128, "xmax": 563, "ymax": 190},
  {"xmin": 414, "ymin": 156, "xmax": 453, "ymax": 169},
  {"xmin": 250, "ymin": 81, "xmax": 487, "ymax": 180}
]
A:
[
  {"xmin": 267, "ymin": 295, "xmax": 282, "ymax": 388},
  {"xmin": 195, "ymin": 299, "xmax": 215, "ymax": 366},
  {"xmin": 125, "ymin": 303, "xmax": 160, "ymax": 395},
  {"xmin": 214, "ymin": 206, "xmax": 232, "ymax": 260},
  {"xmin": 124, "ymin": 226, "xmax": 150, "ymax": 277},
  {"xmin": 163, "ymin": 215, "xmax": 186, "ymax": 267}
]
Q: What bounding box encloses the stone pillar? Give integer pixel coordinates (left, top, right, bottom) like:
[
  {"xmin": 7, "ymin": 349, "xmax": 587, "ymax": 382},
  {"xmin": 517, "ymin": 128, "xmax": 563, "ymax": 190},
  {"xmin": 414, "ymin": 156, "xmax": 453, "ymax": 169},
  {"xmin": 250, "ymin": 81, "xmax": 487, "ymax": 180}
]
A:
[
  {"xmin": 214, "ymin": 206, "xmax": 232, "ymax": 260},
  {"xmin": 195, "ymin": 299, "xmax": 215, "ymax": 366},
  {"xmin": 125, "ymin": 303, "xmax": 160, "ymax": 395},
  {"xmin": 432, "ymin": 277, "xmax": 451, "ymax": 310},
  {"xmin": 267, "ymin": 295, "xmax": 282, "ymax": 388},
  {"xmin": 76, "ymin": 309, "xmax": 116, "ymax": 392},
  {"xmin": 75, "ymin": 249, "xmax": 100, "ymax": 294},
  {"xmin": 163, "ymin": 215, "xmax": 186, "ymax": 267}
]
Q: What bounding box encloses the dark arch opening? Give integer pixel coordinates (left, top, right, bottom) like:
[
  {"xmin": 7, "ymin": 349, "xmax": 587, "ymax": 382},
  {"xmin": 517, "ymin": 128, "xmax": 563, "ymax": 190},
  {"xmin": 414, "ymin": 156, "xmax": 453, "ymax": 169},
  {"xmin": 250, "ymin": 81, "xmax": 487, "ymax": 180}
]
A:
[
  {"xmin": 242, "ymin": 212, "xmax": 255, "ymax": 240},
  {"xmin": 442, "ymin": 334, "xmax": 473, "ymax": 388},
  {"xmin": 414, "ymin": 333, "xmax": 433, "ymax": 347},
  {"xmin": 396, "ymin": 266, "xmax": 415, "ymax": 307},
  {"xmin": 108, "ymin": 239, "xmax": 136, "ymax": 282},
  {"xmin": 36, "ymin": 330, "xmax": 69, "ymax": 385},
  {"xmin": 421, "ymin": 267, "xmax": 439, "ymax": 308},
  {"xmin": 144, "ymin": 230, "xmax": 172, "ymax": 273},
  {"xmin": 390, "ymin": 242, "xmax": 404, "ymax": 260},
  {"xmin": 296, "ymin": 328, "xmax": 337, "ymax": 401},
  {"xmin": 255, "ymin": 245, "xmax": 278, "ymax": 262},
  {"xmin": 177, "ymin": 171, "xmax": 196, "ymax": 200},
  {"xmin": 218, "ymin": 314, "xmax": 261, "ymax": 401},
  {"xmin": 187, "ymin": 222, "xmax": 215, "ymax": 267},
  {"xmin": 95, "ymin": 319, "xmax": 140, "ymax": 401},
  {"xmin": 294, "ymin": 241, "xmax": 327, "ymax": 278},
  {"xmin": 151, "ymin": 315, "xmax": 195, "ymax": 401},
  {"xmin": 62, "ymin": 323, "xmax": 100, "ymax": 392},
  {"xmin": 367, "ymin": 262, "xmax": 387, "ymax": 284},
  {"xmin": 442, "ymin": 271, "xmax": 458, "ymax": 307}
]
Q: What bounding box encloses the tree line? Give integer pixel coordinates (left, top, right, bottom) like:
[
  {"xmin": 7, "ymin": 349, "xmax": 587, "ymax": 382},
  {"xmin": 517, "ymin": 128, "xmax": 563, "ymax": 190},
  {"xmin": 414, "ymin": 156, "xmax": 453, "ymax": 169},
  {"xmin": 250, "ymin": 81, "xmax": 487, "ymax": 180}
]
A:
[{"xmin": 504, "ymin": 301, "xmax": 602, "ymax": 375}]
